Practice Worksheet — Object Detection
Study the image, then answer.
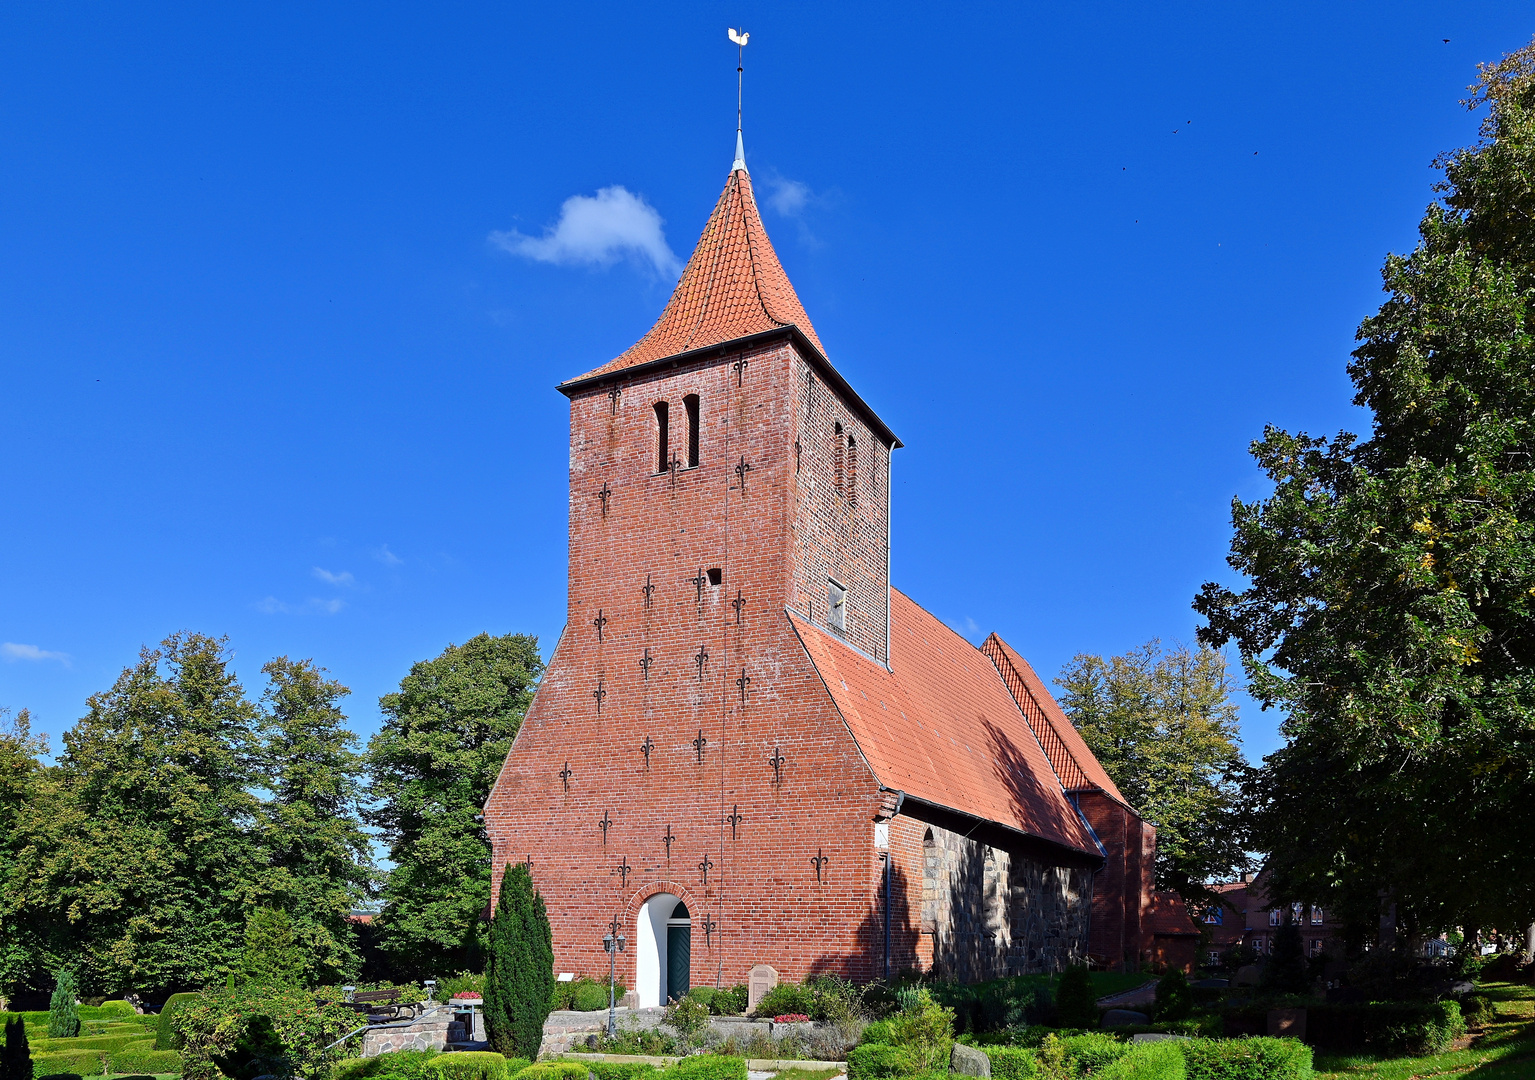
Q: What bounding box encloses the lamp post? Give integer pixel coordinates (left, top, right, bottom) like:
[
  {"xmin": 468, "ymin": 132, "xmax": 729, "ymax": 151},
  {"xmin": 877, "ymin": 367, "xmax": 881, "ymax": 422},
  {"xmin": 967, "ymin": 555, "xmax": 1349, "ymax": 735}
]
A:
[{"xmin": 602, "ymin": 916, "xmax": 627, "ymax": 1038}]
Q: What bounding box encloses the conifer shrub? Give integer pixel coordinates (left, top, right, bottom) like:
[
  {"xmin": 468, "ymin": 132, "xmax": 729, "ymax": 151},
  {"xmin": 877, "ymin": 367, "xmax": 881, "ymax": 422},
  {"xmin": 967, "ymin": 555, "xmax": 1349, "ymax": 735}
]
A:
[
  {"xmin": 1058, "ymin": 1033, "xmax": 1127, "ymax": 1074},
  {"xmin": 484, "ymin": 864, "xmax": 555, "ymax": 1062},
  {"xmin": 46, "ymin": 974, "xmax": 79, "ymax": 1040},
  {"xmin": 858, "ymin": 1021, "xmax": 894, "ymax": 1046},
  {"xmin": 1153, "ymin": 970, "xmax": 1194, "ymax": 1022},
  {"xmin": 1052, "ymin": 968, "xmax": 1098, "ymax": 1030},
  {"xmin": 3, "ymin": 1016, "xmax": 34, "ymax": 1080}
]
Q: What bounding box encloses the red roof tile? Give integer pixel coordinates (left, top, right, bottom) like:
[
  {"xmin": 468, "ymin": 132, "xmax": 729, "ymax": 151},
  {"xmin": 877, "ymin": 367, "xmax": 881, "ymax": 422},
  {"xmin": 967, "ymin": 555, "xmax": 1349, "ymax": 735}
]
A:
[
  {"xmin": 983, "ymin": 635, "xmax": 1128, "ymax": 805},
  {"xmin": 574, "ymin": 167, "xmax": 824, "ymax": 381},
  {"xmin": 789, "ymin": 590, "xmax": 1098, "ymax": 858},
  {"xmin": 1146, "ymin": 891, "xmax": 1200, "ymax": 937}
]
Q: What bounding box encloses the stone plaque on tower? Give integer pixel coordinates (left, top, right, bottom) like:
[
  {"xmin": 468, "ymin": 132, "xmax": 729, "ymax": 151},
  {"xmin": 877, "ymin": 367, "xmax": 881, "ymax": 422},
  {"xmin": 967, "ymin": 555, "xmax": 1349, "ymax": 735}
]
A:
[{"xmin": 747, "ymin": 964, "xmax": 779, "ymax": 1011}]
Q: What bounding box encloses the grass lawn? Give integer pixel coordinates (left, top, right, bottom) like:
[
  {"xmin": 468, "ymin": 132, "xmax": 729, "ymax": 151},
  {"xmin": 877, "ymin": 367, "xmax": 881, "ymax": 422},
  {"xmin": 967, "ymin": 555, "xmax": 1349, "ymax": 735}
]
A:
[
  {"xmin": 1315, "ymin": 981, "xmax": 1535, "ymax": 1079},
  {"xmin": 768, "ymin": 1067, "xmax": 845, "ymax": 1080},
  {"xmin": 1089, "ymin": 973, "xmax": 1156, "ymax": 999}
]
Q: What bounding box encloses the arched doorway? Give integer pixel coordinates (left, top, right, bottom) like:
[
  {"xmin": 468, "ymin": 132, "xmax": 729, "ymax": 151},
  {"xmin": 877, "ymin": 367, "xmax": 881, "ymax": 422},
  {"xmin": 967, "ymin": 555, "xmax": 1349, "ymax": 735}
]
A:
[{"xmin": 635, "ymin": 894, "xmax": 692, "ymax": 1006}]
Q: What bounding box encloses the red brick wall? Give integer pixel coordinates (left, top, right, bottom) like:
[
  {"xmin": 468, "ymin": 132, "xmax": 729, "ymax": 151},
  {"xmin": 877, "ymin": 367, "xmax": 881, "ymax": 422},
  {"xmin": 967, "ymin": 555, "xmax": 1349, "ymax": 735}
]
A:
[
  {"xmin": 1076, "ymin": 792, "xmax": 1154, "ymax": 971},
  {"xmin": 486, "ymin": 339, "xmax": 899, "ymax": 990}
]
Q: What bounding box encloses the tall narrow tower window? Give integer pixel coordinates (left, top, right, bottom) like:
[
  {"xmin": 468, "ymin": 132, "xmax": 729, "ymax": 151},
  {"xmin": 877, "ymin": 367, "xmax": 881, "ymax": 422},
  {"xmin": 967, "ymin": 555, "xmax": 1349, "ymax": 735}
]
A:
[
  {"xmin": 828, "ymin": 579, "xmax": 847, "ymax": 634},
  {"xmin": 684, "ymin": 394, "xmax": 701, "ymax": 468},
  {"xmin": 847, "ymin": 435, "xmax": 857, "ymax": 507},
  {"xmin": 654, "ymin": 401, "xmax": 670, "ymax": 473},
  {"xmin": 834, "ymin": 422, "xmax": 845, "ymax": 496}
]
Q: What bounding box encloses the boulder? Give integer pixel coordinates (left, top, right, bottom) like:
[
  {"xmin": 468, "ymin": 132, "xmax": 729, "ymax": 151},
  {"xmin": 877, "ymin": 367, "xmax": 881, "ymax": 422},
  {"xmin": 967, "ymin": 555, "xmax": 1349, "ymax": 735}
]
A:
[
  {"xmin": 1101, "ymin": 1009, "xmax": 1150, "ymax": 1028},
  {"xmin": 950, "ymin": 1043, "xmax": 991, "ymax": 1078},
  {"xmin": 1233, "ymin": 964, "xmax": 1261, "ymax": 988}
]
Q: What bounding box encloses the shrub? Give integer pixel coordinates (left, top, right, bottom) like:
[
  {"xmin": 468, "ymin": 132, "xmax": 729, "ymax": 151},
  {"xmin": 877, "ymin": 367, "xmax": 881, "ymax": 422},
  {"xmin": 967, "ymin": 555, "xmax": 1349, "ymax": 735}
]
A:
[
  {"xmin": 662, "ymin": 1057, "xmax": 746, "ymax": 1080},
  {"xmin": 332, "ymin": 1049, "xmax": 441, "ymax": 1080},
  {"xmin": 511, "ymin": 1064, "xmax": 585, "ymax": 1080},
  {"xmin": 1053, "ymin": 968, "xmax": 1098, "ymax": 1030},
  {"xmin": 1461, "ymin": 993, "xmax": 1494, "ymax": 1028},
  {"xmin": 1302, "ymin": 999, "xmax": 1465, "ymax": 1054},
  {"xmin": 485, "ymin": 863, "xmax": 555, "ymax": 1061},
  {"xmin": 108, "ymin": 1047, "xmax": 184, "ymax": 1073},
  {"xmin": 426, "ymin": 1051, "xmax": 509, "ymax": 1080},
  {"xmin": 588, "ymin": 1063, "xmax": 660, "ymax": 1080},
  {"xmin": 1261, "ymin": 925, "xmax": 1310, "ymax": 994},
  {"xmin": 4, "ymin": 1015, "xmax": 34, "ymax": 1080},
  {"xmin": 155, "ymin": 995, "xmax": 202, "ymax": 1052},
  {"xmin": 1180, "ymin": 1037, "xmax": 1312, "ymax": 1080},
  {"xmin": 171, "ymin": 985, "xmax": 361, "ymax": 1080},
  {"xmin": 437, "ymin": 974, "xmax": 487, "ymax": 1003},
  {"xmin": 886, "ymin": 991, "xmax": 954, "ymax": 1074},
  {"xmin": 664, "ymin": 996, "xmax": 711, "ymax": 1052},
  {"xmin": 1059, "ymin": 1033, "xmax": 1127, "ymax": 1073},
  {"xmin": 31, "ymin": 1052, "xmax": 102, "ymax": 1079},
  {"xmin": 753, "ymin": 985, "xmax": 814, "ymax": 1020},
  {"xmin": 569, "ymin": 983, "xmax": 612, "ymax": 1013},
  {"xmin": 979, "ymin": 1046, "xmax": 1037, "ymax": 1080},
  {"xmin": 846, "ymin": 1044, "xmax": 916, "ymax": 1080},
  {"xmin": 859, "ymin": 1021, "xmax": 894, "ymax": 1046},
  {"xmin": 1154, "ymin": 971, "xmax": 1194, "ymax": 1022},
  {"xmin": 1095, "ymin": 1041, "xmax": 1186, "ymax": 1080},
  {"xmin": 709, "ymin": 987, "xmax": 748, "ymax": 1017},
  {"xmin": 47, "ymin": 973, "xmax": 79, "ymax": 1041},
  {"xmin": 502, "ymin": 1061, "xmax": 532, "ymax": 1078}
]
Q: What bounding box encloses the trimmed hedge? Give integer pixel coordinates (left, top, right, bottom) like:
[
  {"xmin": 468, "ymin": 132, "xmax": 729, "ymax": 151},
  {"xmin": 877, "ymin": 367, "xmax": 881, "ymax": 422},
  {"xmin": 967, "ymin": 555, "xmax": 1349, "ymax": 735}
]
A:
[
  {"xmin": 848, "ymin": 1044, "xmax": 917, "ymax": 1080},
  {"xmin": 1059, "ymin": 1033, "xmax": 1129, "ymax": 1073},
  {"xmin": 33, "ymin": 1050, "xmax": 106, "ymax": 1077},
  {"xmin": 36, "ymin": 1074, "xmax": 84, "ymax": 1080},
  {"xmin": 512, "ymin": 1064, "xmax": 586, "ymax": 1080},
  {"xmin": 588, "ymin": 1063, "xmax": 659, "ymax": 1080},
  {"xmin": 662, "ymin": 1057, "xmax": 746, "ymax": 1080},
  {"xmin": 1097, "ymin": 1042, "xmax": 1186, "ymax": 1080},
  {"xmin": 979, "ymin": 1045, "xmax": 1037, "ymax": 1080},
  {"xmin": 1180, "ymin": 1037, "xmax": 1312, "ymax": 1080},
  {"xmin": 333, "ymin": 1049, "xmax": 441, "ymax": 1080},
  {"xmin": 108, "ymin": 1047, "xmax": 184, "ymax": 1074},
  {"xmin": 154, "ymin": 995, "xmax": 201, "ymax": 1052},
  {"xmin": 57, "ymin": 1035, "xmax": 145, "ymax": 1053},
  {"xmin": 427, "ymin": 1052, "xmax": 509, "ymax": 1080}
]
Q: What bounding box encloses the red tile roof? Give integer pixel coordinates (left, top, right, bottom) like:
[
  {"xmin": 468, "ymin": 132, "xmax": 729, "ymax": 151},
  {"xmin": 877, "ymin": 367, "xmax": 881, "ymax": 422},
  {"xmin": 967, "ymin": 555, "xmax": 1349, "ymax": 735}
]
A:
[
  {"xmin": 1146, "ymin": 891, "xmax": 1201, "ymax": 937},
  {"xmin": 789, "ymin": 590, "xmax": 1099, "ymax": 858},
  {"xmin": 574, "ymin": 167, "xmax": 824, "ymax": 381},
  {"xmin": 983, "ymin": 635, "xmax": 1127, "ymax": 804}
]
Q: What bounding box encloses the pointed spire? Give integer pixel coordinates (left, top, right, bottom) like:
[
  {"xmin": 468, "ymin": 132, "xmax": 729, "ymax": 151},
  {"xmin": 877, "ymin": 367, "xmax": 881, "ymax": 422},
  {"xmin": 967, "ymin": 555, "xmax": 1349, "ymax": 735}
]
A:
[
  {"xmin": 732, "ymin": 128, "xmax": 747, "ymax": 174},
  {"xmin": 570, "ymin": 168, "xmax": 823, "ymax": 381}
]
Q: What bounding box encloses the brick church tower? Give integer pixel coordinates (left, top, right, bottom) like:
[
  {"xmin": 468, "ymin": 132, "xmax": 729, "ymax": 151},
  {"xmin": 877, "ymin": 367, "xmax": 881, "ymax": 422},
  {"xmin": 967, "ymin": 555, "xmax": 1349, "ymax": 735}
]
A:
[{"xmin": 485, "ymin": 142, "xmax": 1170, "ymax": 1001}]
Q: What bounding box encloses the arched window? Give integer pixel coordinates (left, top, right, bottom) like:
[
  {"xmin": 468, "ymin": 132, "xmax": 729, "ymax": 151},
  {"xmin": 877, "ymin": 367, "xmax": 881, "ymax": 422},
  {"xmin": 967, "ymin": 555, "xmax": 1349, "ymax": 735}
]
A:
[
  {"xmin": 684, "ymin": 394, "xmax": 700, "ymax": 468},
  {"xmin": 654, "ymin": 401, "xmax": 670, "ymax": 473},
  {"xmin": 847, "ymin": 435, "xmax": 857, "ymax": 506},
  {"xmin": 834, "ymin": 422, "xmax": 845, "ymax": 496}
]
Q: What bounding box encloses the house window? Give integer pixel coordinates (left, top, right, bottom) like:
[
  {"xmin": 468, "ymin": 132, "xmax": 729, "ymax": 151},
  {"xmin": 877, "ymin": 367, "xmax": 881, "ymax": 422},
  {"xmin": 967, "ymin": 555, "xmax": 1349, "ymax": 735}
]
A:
[
  {"xmin": 707, "ymin": 568, "xmax": 723, "ymax": 586},
  {"xmin": 684, "ymin": 394, "xmax": 700, "ymax": 468},
  {"xmin": 828, "ymin": 580, "xmax": 847, "ymax": 634},
  {"xmin": 654, "ymin": 402, "xmax": 670, "ymax": 473},
  {"xmin": 1269, "ymin": 909, "xmax": 1281, "ymax": 927},
  {"xmin": 1291, "ymin": 902, "xmax": 1304, "ymax": 923},
  {"xmin": 1311, "ymin": 906, "xmax": 1324, "ymax": 925},
  {"xmin": 1208, "ymin": 950, "xmax": 1222, "ymax": 965},
  {"xmin": 1310, "ymin": 939, "xmax": 1323, "ymax": 957}
]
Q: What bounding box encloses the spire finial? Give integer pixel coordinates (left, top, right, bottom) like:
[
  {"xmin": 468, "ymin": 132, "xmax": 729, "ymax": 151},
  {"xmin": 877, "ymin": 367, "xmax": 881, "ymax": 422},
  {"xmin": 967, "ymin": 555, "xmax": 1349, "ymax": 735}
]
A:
[{"xmin": 728, "ymin": 28, "xmax": 749, "ymax": 173}]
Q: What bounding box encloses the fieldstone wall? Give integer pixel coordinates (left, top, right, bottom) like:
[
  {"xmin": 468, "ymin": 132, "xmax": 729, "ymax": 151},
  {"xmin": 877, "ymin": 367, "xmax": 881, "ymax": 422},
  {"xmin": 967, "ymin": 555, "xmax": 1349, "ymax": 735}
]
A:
[{"xmin": 919, "ymin": 821, "xmax": 1091, "ymax": 979}]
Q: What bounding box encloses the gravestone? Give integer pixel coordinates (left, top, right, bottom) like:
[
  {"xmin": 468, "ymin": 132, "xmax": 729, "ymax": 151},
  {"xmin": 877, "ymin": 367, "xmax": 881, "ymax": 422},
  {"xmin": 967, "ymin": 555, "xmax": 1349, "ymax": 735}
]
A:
[{"xmin": 747, "ymin": 964, "xmax": 778, "ymax": 1011}]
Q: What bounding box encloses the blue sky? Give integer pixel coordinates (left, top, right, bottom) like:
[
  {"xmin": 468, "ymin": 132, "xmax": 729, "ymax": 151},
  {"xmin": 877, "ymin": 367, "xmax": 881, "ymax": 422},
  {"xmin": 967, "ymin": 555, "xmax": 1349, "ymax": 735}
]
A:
[{"xmin": 2, "ymin": 3, "xmax": 1530, "ymax": 762}]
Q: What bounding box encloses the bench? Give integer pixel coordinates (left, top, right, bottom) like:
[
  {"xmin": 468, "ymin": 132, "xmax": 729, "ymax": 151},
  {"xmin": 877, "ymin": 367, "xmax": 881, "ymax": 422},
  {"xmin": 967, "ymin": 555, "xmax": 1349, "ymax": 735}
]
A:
[{"xmin": 341, "ymin": 990, "xmax": 419, "ymax": 1021}]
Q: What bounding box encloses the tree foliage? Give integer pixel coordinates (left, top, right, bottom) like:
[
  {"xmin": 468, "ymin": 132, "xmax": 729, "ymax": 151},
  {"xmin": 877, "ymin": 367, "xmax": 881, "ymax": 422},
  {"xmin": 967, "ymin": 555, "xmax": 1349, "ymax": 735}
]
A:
[
  {"xmin": 1196, "ymin": 37, "xmax": 1535, "ymax": 939},
  {"xmin": 483, "ymin": 862, "xmax": 553, "ymax": 1060},
  {"xmin": 252, "ymin": 658, "xmax": 373, "ymax": 985},
  {"xmin": 0, "ymin": 709, "xmax": 48, "ymax": 997},
  {"xmin": 1056, "ymin": 641, "xmax": 1251, "ymax": 902},
  {"xmin": 240, "ymin": 908, "xmax": 306, "ymax": 988},
  {"xmin": 367, "ymin": 633, "xmax": 543, "ymax": 975}
]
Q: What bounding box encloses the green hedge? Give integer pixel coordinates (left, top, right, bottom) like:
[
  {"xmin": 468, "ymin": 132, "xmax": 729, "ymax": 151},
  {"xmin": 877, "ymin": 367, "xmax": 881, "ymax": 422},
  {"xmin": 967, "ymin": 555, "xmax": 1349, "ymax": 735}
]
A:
[
  {"xmin": 1059, "ymin": 1033, "xmax": 1129, "ymax": 1073},
  {"xmin": 1180, "ymin": 1037, "xmax": 1312, "ymax": 1080},
  {"xmin": 34, "ymin": 1050, "xmax": 106, "ymax": 1077},
  {"xmin": 56, "ymin": 1035, "xmax": 146, "ymax": 1053},
  {"xmin": 1298, "ymin": 1001, "xmax": 1463, "ymax": 1055},
  {"xmin": 512, "ymin": 1064, "xmax": 586, "ymax": 1080},
  {"xmin": 108, "ymin": 1047, "xmax": 184, "ymax": 1073},
  {"xmin": 426, "ymin": 1051, "xmax": 509, "ymax": 1080},
  {"xmin": 859, "ymin": 1021, "xmax": 894, "ymax": 1046},
  {"xmin": 154, "ymin": 995, "xmax": 201, "ymax": 1052},
  {"xmin": 847, "ymin": 1044, "xmax": 916, "ymax": 1080},
  {"xmin": 979, "ymin": 1045, "xmax": 1037, "ymax": 1080},
  {"xmin": 36, "ymin": 1073, "xmax": 84, "ymax": 1080},
  {"xmin": 1097, "ymin": 1042, "xmax": 1186, "ymax": 1080},
  {"xmin": 588, "ymin": 1063, "xmax": 660, "ymax": 1080},
  {"xmin": 662, "ymin": 1057, "xmax": 745, "ymax": 1080},
  {"xmin": 333, "ymin": 1049, "xmax": 441, "ymax": 1080}
]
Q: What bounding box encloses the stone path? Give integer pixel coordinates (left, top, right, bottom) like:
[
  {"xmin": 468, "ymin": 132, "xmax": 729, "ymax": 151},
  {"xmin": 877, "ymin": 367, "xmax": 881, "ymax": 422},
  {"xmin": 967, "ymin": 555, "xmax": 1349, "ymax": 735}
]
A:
[{"xmin": 1095, "ymin": 978, "xmax": 1160, "ymax": 1011}]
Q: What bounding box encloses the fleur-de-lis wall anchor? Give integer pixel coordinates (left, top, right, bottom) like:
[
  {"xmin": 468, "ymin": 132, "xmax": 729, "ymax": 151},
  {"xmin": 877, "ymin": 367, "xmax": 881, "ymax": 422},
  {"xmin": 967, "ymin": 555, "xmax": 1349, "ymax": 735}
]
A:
[
  {"xmin": 736, "ymin": 668, "xmax": 751, "ymax": 705},
  {"xmin": 769, "ymin": 747, "xmax": 786, "ymax": 785},
  {"xmin": 598, "ymin": 809, "xmax": 613, "ymax": 844},
  {"xmin": 698, "ymin": 853, "xmax": 714, "ymax": 885},
  {"xmin": 692, "ymin": 729, "xmax": 708, "ymax": 763},
  {"xmin": 593, "ymin": 678, "xmax": 606, "ymax": 715},
  {"xmin": 613, "ymin": 855, "xmax": 631, "ymax": 887},
  {"xmin": 592, "ymin": 609, "xmax": 608, "ymax": 641},
  {"xmin": 731, "ymin": 590, "xmax": 746, "ymax": 624},
  {"xmin": 641, "ymin": 734, "xmax": 654, "ymax": 767},
  {"xmin": 690, "ymin": 568, "xmax": 708, "ymax": 603},
  {"xmin": 608, "ymin": 385, "xmax": 622, "ymax": 414},
  {"xmin": 639, "ymin": 647, "xmax": 653, "ymax": 680},
  {"xmin": 559, "ymin": 762, "xmax": 573, "ymax": 793},
  {"xmin": 810, "ymin": 848, "xmax": 829, "ymax": 883},
  {"xmin": 663, "ymin": 824, "xmax": 675, "ymax": 858},
  {"xmin": 725, "ymin": 805, "xmax": 743, "ymax": 839},
  {"xmin": 702, "ymin": 913, "xmax": 719, "ymax": 946},
  {"xmin": 735, "ymin": 455, "xmax": 752, "ymax": 492},
  {"xmin": 596, "ymin": 482, "xmax": 612, "ymax": 517},
  {"xmin": 733, "ymin": 357, "xmax": 749, "ymax": 386},
  {"xmin": 694, "ymin": 645, "xmax": 709, "ymax": 680},
  {"xmin": 641, "ymin": 574, "xmax": 655, "ymax": 608}
]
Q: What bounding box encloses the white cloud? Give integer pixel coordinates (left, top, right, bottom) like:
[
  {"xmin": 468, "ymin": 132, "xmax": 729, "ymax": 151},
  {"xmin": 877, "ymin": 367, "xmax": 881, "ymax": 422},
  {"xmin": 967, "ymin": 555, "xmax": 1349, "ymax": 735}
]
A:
[
  {"xmin": 308, "ymin": 597, "xmax": 346, "ymax": 615},
  {"xmin": 491, "ymin": 186, "xmax": 681, "ymax": 278},
  {"xmin": 1, "ymin": 642, "xmax": 69, "ymax": 664},
  {"xmin": 373, "ymin": 544, "xmax": 403, "ymax": 567},
  {"xmin": 312, "ymin": 567, "xmax": 356, "ymax": 587},
  {"xmin": 255, "ymin": 597, "xmax": 289, "ymax": 614},
  {"xmin": 764, "ymin": 177, "xmax": 811, "ymax": 217}
]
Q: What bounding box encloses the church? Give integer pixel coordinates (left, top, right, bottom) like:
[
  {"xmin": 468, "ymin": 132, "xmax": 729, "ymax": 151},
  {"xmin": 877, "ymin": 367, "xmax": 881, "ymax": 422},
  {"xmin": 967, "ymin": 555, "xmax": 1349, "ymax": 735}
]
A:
[{"xmin": 484, "ymin": 135, "xmax": 1175, "ymax": 1004}]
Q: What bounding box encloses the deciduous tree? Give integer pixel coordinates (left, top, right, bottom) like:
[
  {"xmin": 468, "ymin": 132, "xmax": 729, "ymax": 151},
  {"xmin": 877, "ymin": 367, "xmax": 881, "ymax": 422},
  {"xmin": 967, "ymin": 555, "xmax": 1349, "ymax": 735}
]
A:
[
  {"xmin": 1196, "ymin": 39, "xmax": 1535, "ymax": 939},
  {"xmin": 1056, "ymin": 641, "xmax": 1251, "ymax": 903},
  {"xmin": 0, "ymin": 709, "xmax": 49, "ymax": 999},
  {"xmin": 366, "ymin": 633, "xmax": 543, "ymax": 975}
]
